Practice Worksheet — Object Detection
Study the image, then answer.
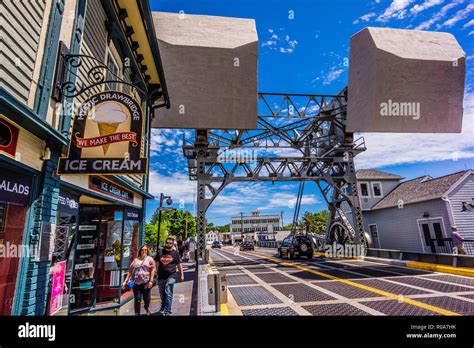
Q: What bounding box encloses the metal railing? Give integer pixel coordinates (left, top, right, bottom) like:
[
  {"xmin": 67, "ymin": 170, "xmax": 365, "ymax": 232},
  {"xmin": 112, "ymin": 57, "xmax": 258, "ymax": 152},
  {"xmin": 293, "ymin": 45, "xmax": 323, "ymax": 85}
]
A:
[
  {"xmin": 428, "ymin": 238, "xmax": 474, "ymax": 255},
  {"xmin": 257, "ymin": 241, "xmax": 279, "ymax": 248}
]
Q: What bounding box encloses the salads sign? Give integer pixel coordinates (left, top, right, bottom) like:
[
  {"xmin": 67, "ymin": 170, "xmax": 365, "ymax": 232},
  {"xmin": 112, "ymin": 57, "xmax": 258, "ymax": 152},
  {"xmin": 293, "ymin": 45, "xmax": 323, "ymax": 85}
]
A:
[{"xmin": 57, "ymin": 91, "xmax": 147, "ymax": 175}]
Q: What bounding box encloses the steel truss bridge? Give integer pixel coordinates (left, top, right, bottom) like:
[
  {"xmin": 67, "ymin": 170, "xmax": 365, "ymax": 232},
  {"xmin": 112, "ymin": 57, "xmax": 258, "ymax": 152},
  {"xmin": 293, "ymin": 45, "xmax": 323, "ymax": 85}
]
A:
[{"xmin": 182, "ymin": 89, "xmax": 370, "ymax": 260}]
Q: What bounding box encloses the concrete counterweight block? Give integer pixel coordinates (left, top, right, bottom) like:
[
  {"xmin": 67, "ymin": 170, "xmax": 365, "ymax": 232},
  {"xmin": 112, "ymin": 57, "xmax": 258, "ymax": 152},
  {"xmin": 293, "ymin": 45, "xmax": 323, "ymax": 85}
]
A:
[
  {"xmin": 151, "ymin": 12, "xmax": 258, "ymax": 130},
  {"xmin": 347, "ymin": 27, "xmax": 466, "ymax": 133}
]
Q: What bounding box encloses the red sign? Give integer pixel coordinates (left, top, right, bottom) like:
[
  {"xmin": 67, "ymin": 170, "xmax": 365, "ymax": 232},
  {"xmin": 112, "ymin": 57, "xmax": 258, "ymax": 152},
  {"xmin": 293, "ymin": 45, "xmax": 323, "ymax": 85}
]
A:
[
  {"xmin": 49, "ymin": 261, "xmax": 67, "ymax": 316},
  {"xmin": 76, "ymin": 132, "xmax": 137, "ymax": 148},
  {"xmin": 0, "ymin": 117, "xmax": 19, "ymax": 158}
]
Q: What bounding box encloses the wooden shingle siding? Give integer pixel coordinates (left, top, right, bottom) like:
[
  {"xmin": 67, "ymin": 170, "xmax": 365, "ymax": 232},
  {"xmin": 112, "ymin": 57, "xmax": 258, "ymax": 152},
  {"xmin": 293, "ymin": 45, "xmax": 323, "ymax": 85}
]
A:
[
  {"xmin": 75, "ymin": 0, "xmax": 107, "ymax": 103},
  {"xmin": 448, "ymin": 174, "xmax": 474, "ymax": 240},
  {"xmin": 0, "ymin": 0, "xmax": 47, "ymax": 103}
]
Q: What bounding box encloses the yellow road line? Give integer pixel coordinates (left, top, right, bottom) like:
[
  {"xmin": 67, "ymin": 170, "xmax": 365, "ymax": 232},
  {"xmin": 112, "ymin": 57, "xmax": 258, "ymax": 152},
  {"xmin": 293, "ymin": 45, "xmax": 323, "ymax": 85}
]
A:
[
  {"xmin": 251, "ymin": 252, "xmax": 461, "ymax": 316},
  {"xmin": 220, "ymin": 303, "xmax": 230, "ymax": 315},
  {"xmin": 314, "ymin": 251, "xmax": 360, "ymax": 259},
  {"xmin": 406, "ymin": 261, "xmax": 474, "ymax": 278}
]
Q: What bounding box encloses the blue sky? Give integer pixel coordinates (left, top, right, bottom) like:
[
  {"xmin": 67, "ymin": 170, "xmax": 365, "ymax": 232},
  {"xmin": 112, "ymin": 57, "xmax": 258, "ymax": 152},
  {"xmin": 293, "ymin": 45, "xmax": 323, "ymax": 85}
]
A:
[{"xmin": 146, "ymin": 0, "xmax": 474, "ymax": 226}]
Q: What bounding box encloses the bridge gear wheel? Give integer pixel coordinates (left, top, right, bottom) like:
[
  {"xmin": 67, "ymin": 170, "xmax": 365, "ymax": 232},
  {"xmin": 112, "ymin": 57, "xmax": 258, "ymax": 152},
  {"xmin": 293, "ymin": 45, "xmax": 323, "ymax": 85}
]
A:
[{"xmin": 328, "ymin": 221, "xmax": 352, "ymax": 245}]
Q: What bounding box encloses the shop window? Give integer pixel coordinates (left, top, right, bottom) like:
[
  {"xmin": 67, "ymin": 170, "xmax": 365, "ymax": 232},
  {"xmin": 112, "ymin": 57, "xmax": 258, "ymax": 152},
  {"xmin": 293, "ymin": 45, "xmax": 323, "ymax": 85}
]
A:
[
  {"xmin": 0, "ymin": 169, "xmax": 32, "ymax": 315},
  {"xmin": 70, "ymin": 206, "xmax": 101, "ymax": 312},
  {"xmin": 0, "ymin": 204, "xmax": 6, "ymax": 233}
]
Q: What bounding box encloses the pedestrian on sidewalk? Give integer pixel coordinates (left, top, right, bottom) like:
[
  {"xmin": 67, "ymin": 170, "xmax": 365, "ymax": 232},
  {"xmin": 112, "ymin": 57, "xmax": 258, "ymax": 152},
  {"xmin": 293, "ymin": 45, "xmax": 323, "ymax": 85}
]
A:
[
  {"xmin": 122, "ymin": 245, "xmax": 156, "ymax": 316},
  {"xmin": 451, "ymin": 226, "xmax": 467, "ymax": 255},
  {"xmin": 183, "ymin": 237, "xmax": 190, "ymax": 261},
  {"xmin": 177, "ymin": 237, "xmax": 185, "ymax": 260},
  {"xmin": 154, "ymin": 237, "xmax": 185, "ymax": 315}
]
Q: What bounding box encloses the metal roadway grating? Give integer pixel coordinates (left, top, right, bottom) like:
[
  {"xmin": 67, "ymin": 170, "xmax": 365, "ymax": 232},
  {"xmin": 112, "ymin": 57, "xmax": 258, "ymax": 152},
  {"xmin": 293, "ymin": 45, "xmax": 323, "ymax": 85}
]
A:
[
  {"xmin": 415, "ymin": 296, "xmax": 474, "ymax": 315},
  {"xmin": 361, "ymin": 300, "xmax": 438, "ymax": 316},
  {"xmin": 317, "ymin": 261, "xmax": 354, "ymax": 269},
  {"xmin": 352, "ymin": 279, "xmax": 432, "ymax": 296},
  {"xmin": 315, "ymin": 281, "xmax": 381, "ymax": 299},
  {"xmin": 371, "ymin": 266, "xmax": 432, "ymax": 276},
  {"xmin": 215, "ymin": 268, "xmax": 244, "ymax": 275},
  {"xmin": 254, "ymin": 272, "xmax": 297, "ymax": 284},
  {"xmin": 460, "ymin": 294, "xmax": 474, "ymax": 300},
  {"xmin": 244, "ymin": 266, "xmax": 275, "ymax": 273},
  {"xmin": 315, "ymin": 269, "xmax": 368, "ymax": 279},
  {"xmin": 287, "ymin": 270, "xmax": 329, "ymax": 281},
  {"xmin": 226, "ymin": 274, "xmax": 258, "ymax": 286},
  {"xmin": 229, "ymin": 286, "xmax": 282, "ymax": 306},
  {"xmin": 272, "ymin": 283, "xmax": 336, "ymax": 302},
  {"xmin": 387, "ymin": 277, "xmax": 474, "ymax": 293},
  {"xmin": 423, "ymin": 274, "xmax": 474, "ymax": 287},
  {"xmin": 242, "ymin": 307, "xmax": 299, "ymax": 316},
  {"xmin": 344, "ymin": 267, "xmax": 399, "ymax": 278},
  {"xmin": 303, "ymin": 303, "xmax": 370, "ymax": 316}
]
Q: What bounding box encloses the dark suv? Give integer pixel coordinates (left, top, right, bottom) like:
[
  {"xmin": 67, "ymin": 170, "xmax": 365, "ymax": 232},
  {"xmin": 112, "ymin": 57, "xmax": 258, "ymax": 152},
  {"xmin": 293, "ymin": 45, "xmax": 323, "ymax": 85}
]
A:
[{"xmin": 278, "ymin": 234, "xmax": 313, "ymax": 259}]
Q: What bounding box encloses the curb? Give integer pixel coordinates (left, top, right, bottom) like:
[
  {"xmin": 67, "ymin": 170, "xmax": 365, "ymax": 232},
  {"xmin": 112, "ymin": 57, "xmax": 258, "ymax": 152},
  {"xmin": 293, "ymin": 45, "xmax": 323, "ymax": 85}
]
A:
[{"xmin": 362, "ymin": 256, "xmax": 474, "ymax": 278}]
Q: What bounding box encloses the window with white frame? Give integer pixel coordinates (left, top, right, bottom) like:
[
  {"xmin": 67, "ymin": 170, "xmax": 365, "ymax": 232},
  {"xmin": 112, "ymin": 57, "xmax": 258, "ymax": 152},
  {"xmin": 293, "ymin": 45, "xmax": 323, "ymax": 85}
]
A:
[
  {"xmin": 105, "ymin": 43, "xmax": 121, "ymax": 91},
  {"xmin": 372, "ymin": 182, "xmax": 383, "ymax": 197},
  {"xmin": 360, "ymin": 182, "xmax": 370, "ymax": 197}
]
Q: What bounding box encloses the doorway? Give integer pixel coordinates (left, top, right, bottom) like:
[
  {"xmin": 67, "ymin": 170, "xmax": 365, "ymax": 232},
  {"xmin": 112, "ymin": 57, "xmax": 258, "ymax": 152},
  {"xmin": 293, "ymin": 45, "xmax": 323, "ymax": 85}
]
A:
[
  {"xmin": 418, "ymin": 218, "xmax": 447, "ymax": 253},
  {"xmin": 368, "ymin": 224, "xmax": 380, "ymax": 249}
]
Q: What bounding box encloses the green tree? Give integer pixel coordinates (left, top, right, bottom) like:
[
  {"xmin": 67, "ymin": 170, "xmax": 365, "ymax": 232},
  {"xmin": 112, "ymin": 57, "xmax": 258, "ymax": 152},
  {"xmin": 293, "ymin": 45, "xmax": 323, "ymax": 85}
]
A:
[
  {"xmin": 301, "ymin": 210, "xmax": 328, "ymax": 234},
  {"xmin": 145, "ymin": 219, "xmax": 169, "ymax": 245},
  {"xmin": 162, "ymin": 210, "xmax": 196, "ymax": 239}
]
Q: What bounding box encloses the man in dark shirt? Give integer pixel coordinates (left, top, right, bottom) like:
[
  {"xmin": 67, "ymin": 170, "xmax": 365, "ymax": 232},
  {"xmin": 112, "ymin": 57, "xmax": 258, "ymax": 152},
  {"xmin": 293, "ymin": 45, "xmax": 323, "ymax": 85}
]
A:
[{"xmin": 154, "ymin": 237, "xmax": 184, "ymax": 315}]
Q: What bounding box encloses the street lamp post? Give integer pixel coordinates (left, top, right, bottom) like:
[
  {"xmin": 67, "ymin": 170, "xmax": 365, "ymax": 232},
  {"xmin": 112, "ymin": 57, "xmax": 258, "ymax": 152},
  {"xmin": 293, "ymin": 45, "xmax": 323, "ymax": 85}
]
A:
[
  {"xmin": 156, "ymin": 193, "xmax": 173, "ymax": 253},
  {"xmin": 240, "ymin": 212, "xmax": 244, "ymax": 242}
]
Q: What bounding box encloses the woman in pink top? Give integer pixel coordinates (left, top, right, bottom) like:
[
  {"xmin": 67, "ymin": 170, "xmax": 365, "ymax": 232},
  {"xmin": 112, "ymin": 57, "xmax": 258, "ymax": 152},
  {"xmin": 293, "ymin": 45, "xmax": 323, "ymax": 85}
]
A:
[{"xmin": 122, "ymin": 245, "xmax": 156, "ymax": 315}]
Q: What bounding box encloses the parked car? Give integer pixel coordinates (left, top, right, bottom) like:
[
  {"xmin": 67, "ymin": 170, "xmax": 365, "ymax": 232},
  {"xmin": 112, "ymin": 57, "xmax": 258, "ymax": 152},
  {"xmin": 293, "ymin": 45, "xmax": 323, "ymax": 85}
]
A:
[
  {"xmin": 278, "ymin": 234, "xmax": 313, "ymax": 259},
  {"xmin": 240, "ymin": 241, "xmax": 254, "ymax": 251},
  {"xmin": 211, "ymin": 240, "xmax": 222, "ymax": 249}
]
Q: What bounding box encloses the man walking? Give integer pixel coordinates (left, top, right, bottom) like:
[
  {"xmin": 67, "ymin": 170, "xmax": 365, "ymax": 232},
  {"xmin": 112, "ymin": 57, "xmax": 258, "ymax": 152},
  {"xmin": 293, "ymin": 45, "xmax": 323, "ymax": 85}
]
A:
[
  {"xmin": 451, "ymin": 226, "xmax": 467, "ymax": 255},
  {"xmin": 154, "ymin": 237, "xmax": 185, "ymax": 315},
  {"xmin": 177, "ymin": 237, "xmax": 184, "ymax": 260}
]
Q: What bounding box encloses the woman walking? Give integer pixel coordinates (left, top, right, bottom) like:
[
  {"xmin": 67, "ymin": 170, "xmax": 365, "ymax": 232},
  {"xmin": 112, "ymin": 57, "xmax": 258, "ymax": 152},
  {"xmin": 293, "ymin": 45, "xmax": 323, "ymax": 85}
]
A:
[{"xmin": 122, "ymin": 245, "xmax": 156, "ymax": 316}]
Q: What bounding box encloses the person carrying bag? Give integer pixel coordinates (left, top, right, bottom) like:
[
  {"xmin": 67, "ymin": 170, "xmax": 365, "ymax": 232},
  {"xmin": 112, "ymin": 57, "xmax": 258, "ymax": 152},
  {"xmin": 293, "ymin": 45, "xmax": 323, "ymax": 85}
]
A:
[{"xmin": 122, "ymin": 245, "xmax": 156, "ymax": 316}]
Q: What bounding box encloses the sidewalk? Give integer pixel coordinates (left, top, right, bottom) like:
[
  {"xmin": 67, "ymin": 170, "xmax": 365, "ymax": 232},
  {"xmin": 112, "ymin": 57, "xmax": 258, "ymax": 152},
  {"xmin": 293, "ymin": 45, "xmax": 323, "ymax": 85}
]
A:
[{"xmin": 119, "ymin": 261, "xmax": 198, "ymax": 316}]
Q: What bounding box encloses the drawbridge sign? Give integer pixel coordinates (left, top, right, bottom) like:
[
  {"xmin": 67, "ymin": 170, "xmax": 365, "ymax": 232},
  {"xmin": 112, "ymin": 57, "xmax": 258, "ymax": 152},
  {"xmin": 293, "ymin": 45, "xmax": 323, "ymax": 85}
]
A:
[{"xmin": 57, "ymin": 91, "xmax": 147, "ymax": 175}]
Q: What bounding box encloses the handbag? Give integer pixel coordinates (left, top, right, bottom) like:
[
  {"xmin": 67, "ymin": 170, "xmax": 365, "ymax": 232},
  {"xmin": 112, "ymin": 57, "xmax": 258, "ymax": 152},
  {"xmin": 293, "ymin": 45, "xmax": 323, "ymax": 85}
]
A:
[{"xmin": 125, "ymin": 257, "xmax": 147, "ymax": 290}]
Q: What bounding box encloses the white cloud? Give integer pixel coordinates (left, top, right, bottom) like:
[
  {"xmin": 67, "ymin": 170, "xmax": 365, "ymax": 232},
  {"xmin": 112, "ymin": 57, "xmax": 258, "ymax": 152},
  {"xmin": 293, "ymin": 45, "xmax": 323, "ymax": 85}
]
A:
[
  {"xmin": 464, "ymin": 19, "xmax": 474, "ymax": 28},
  {"xmin": 354, "ymin": 92, "xmax": 474, "ymax": 169},
  {"xmin": 377, "ymin": 0, "xmax": 415, "ymax": 22},
  {"xmin": 259, "ymin": 192, "xmax": 319, "ymax": 210},
  {"xmin": 410, "ymin": 0, "xmax": 444, "ymax": 14},
  {"xmin": 439, "ymin": 3, "xmax": 474, "ymax": 28},
  {"xmin": 261, "ymin": 28, "xmax": 298, "ymax": 54},
  {"xmin": 148, "ymin": 171, "xmax": 196, "ymax": 203},
  {"xmin": 323, "ymin": 68, "xmax": 344, "ymax": 85},
  {"xmin": 469, "ymin": 30, "xmax": 474, "ymax": 35},
  {"xmin": 415, "ymin": 0, "xmax": 464, "ymax": 30},
  {"xmin": 354, "ymin": 12, "xmax": 376, "ymax": 24}
]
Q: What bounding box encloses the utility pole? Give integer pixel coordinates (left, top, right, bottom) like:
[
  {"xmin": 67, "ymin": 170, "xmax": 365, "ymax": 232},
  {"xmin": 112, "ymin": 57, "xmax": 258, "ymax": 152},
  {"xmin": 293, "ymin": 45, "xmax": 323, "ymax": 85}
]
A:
[{"xmin": 156, "ymin": 193, "xmax": 173, "ymax": 254}]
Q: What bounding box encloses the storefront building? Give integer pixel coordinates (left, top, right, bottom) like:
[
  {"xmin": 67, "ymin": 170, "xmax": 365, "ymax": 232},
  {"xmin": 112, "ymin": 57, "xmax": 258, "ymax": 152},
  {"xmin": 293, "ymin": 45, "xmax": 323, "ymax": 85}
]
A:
[{"xmin": 0, "ymin": 0, "xmax": 168, "ymax": 315}]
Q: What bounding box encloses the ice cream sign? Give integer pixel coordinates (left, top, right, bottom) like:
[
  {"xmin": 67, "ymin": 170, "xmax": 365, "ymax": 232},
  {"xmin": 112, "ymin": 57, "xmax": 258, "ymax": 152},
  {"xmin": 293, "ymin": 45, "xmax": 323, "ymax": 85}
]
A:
[{"xmin": 57, "ymin": 91, "xmax": 147, "ymax": 175}]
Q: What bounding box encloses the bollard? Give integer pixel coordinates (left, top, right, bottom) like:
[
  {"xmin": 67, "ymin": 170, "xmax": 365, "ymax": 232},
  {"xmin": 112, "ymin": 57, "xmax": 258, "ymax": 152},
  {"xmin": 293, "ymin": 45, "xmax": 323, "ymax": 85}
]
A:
[{"xmin": 215, "ymin": 273, "xmax": 221, "ymax": 313}]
